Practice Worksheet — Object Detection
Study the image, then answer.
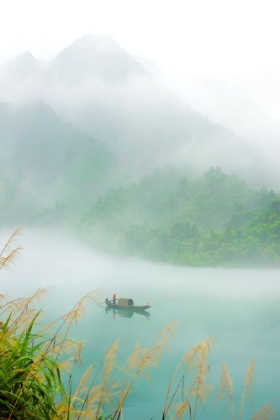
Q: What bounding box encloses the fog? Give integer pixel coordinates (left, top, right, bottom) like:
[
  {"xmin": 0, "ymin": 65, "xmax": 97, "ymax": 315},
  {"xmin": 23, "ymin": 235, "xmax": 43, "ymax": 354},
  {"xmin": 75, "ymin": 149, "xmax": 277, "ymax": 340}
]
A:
[
  {"xmin": 167, "ymin": 72, "xmax": 280, "ymax": 161},
  {"xmin": 1, "ymin": 1, "xmax": 280, "ymax": 177},
  {"xmin": 1, "ymin": 228, "xmax": 279, "ymax": 307},
  {"xmin": 1, "ymin": 7, "xmax": 280, "ymax": 417},
  {"xmin": 1, "ymin": 34, "xmax": 280, "ymax": 189}
]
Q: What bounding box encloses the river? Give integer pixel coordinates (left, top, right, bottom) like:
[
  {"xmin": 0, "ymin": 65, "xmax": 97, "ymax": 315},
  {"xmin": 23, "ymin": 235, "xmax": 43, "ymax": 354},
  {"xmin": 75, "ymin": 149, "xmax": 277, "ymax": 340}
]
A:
[{"xmin": 1, "ymin": 229, "xmax": 279, "ymax": 419}]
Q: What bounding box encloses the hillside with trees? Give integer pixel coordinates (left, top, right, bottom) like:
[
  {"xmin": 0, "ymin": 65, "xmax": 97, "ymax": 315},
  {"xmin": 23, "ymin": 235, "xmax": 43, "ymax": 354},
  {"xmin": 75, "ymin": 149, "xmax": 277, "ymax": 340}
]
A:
[
  {"xmin": 80, "ymin": 167, "xmax": 280, "ymax": 266},
  {"xmin": 1, "ymin": 36, "xmax": 280, "ymax": 267}
]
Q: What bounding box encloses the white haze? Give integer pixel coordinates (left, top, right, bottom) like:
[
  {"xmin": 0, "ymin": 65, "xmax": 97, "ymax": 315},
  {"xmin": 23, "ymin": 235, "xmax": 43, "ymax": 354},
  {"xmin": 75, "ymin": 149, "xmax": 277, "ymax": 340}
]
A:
[
  {"xmin": 1, "ymin": 48, "xmax": 279, "ymax": 190},
  {"xmin": 1, "ymin": 229, "xmax": 280, "ymax": 311},
  {"xmin": 165, "ymin": 73, "xmax": 280, "ymax": 161},
  {"xmin": 1, "ymin": 0, "xmax": 280, "ymax": 180}
]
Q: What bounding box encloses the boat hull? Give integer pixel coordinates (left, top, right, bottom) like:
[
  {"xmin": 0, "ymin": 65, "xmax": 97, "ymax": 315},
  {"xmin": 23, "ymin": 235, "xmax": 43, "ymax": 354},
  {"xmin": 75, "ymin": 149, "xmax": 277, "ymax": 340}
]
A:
[{"xmin": 105, "ymin": 298, "xmax": 150, "ymax": 311}]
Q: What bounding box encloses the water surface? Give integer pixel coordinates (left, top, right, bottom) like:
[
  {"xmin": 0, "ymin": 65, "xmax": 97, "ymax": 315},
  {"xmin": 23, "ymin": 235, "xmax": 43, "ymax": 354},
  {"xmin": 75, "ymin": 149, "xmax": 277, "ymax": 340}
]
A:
[{"xmin": 1, "ymin": 229, "xmax": 279, "ymax": 419}]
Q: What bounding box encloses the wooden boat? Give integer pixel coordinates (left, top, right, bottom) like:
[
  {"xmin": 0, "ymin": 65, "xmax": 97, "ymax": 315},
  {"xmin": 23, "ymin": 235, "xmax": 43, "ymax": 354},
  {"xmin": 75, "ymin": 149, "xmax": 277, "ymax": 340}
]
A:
[
  {"xmin": 105, "ymin": 306, "xmax": 151, "ymax": 318},
  {"xmin": 105, "ymin": 298, "xmax": 151, "ymax": 311}
]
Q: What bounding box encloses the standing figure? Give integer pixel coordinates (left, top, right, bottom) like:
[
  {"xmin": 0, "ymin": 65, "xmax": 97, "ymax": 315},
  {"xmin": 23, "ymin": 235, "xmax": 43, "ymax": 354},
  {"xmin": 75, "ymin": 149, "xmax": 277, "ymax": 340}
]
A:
[{"xmin": 112, "ymin": 292, "xmax": 117, "ymax": 305}]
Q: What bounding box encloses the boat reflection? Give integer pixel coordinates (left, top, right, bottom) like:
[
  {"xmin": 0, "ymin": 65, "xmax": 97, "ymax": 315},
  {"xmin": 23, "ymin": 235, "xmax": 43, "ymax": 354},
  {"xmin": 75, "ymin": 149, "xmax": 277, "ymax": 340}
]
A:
[{"xmin": 105, "ymin": 306, "xmax": 151, "ymax": 319}]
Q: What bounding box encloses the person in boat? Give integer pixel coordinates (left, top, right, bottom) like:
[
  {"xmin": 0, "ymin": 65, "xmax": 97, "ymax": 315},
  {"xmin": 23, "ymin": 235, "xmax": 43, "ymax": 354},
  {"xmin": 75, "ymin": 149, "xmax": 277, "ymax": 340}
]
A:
[{"xmin": 112, "ymin": 292, "xmax": 117, "ymax": 304}]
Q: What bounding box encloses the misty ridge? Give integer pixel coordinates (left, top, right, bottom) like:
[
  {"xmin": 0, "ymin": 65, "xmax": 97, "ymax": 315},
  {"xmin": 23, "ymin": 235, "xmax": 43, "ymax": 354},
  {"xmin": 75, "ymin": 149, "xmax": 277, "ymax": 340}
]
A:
[
  {"xmin": 1, "ymin": 34, "xmax": 280, "ymax": 267},
  {"xmin": 172, "ymin": 73, "xmax": 280, "ymax": 160},
  {"xmin": 0, "ymin": 34, "xmax": 278, "ymax": 183}
]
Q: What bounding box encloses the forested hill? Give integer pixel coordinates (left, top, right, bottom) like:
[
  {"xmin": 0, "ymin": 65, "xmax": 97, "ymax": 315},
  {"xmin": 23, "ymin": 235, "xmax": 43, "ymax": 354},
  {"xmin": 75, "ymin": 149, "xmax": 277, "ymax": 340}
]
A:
[
  {"xmin": 0, "ymin": 102, "xmax": 115, "ymax": 181},
  {"xmin": 0, "ymin": 102, "xmax": 117, "ymax": 225},
  {"xmin": 80, "ymin": 167, "xmax": 280, "ymax": 266},
  {"xmin": 1, "ymin": 123, "xmax": 280, "ymax": 266},
  {"xmin": 1, "ymin": 36, "xmax": 280, "ymax": 267}
]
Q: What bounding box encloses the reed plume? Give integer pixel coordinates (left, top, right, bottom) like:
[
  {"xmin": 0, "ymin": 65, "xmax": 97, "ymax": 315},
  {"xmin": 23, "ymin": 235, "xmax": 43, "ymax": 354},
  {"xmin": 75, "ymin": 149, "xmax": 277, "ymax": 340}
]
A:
[
  {"xmin": 0, "ymin": 227, "xmax": 23, "ymax": 272},
  {"xmin": 163, "ymin": 337, "xmax": 214, "ymax": 420},
  {"xmin": 84, "ymin": 338, "xmax": 120, "ymax": 419},
  {"xmin": 216, "ymin": 362, "xmax": 234, "ymax": 420},
  {"xmin": 41, "ymin": 289, "xmax": 104, "ymax": 360},
  {"xmin": 112, "ymin": 320, "xmax": 179, "ymax": 419},
  {"xmin": 239, "ymin": 358, "xmax": 255, "ymax": 419},
  {"xmin": 251, "ymin": 403, "xmax": 277, "ymax": 420},
  {"xmin": 173, "ymin": 400, "xmax": 192, "ymax": 420},
  {"xmin": 216, "ymin": 360, "xmax": 276, "ymax": 420}
]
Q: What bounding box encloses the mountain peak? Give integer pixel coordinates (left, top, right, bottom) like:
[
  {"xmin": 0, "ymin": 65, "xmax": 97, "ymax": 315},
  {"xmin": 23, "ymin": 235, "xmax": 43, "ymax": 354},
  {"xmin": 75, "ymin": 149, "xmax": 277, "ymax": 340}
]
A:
[
  {"xmin": 50, "ymin": 34, "xmax": 148, "ymax": 84},
  {"xmin": 1, "ymin": 51, "xmax": 42, "ymax": 81},
  {"xmin": 71, "ymin": 34, "xmax": 118, "ymax": 50}
]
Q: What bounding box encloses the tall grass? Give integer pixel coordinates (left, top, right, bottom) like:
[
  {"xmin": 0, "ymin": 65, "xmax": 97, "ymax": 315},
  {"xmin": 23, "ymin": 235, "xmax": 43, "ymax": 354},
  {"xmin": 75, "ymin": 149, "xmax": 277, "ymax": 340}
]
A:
[
  {"xmin": 0, "ymin": 227, "xmax": 23, "ymax": 272},
  {"xmin": 162, "ymin": 337, "xmax": 214, "ymax": 420},
  {"xmin": 0, "ymin": 310, "xmax": 64, "ymax": 419},
  {"xmin": 0, "ymin": 229, "xmax": 277, "ymax": 419},
  {"xmin": 216, "ymin": 360, "xmax": 277, "ymax": 420}
]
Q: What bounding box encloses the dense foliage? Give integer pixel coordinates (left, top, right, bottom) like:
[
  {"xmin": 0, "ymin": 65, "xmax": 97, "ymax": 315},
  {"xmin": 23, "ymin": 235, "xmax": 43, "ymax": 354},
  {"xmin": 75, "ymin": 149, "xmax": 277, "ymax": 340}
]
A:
[
  {"xmin": 2, "ymin": 156, "xmax": 280, "ymax": 266},
  {"xmin": 1, "ymin": 100, "xmax": 280, "ymax": 267},
  {"xmin": 80, "ymin": 167, "xmax": 280, "ymax": 266}
]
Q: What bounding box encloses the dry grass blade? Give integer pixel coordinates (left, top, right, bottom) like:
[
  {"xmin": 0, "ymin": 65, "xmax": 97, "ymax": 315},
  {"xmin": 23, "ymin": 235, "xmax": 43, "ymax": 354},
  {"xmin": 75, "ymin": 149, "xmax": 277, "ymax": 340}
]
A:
[
  {"xmin": 47, "ymin": 337, "xmax": 81, "ymax": 358},
  {"xmin": 0, "ymin": 297, "xmax": 27, "ymax": 313},
  {"xmin": 244, "ymin": 358, "xmax": 255, "ymax": 402},
  {"xmin": 74, "ymin": 340, "xmax": 83, "ymax": 367},
  {"xmin": 127, "ymin": 342, "xmax": 158, "ymax": 372},
  {"xmin": 251, "ymin": 403, "xmax": 277, "ymax": 420},
  {"xmin": 182, "ymin": 337, "xmax": 215, "ymax": 370},
  {"xmin": 0, "ymin": 227, "xmax": 23, "ymax": 271},
  {"xmin": 103, "ymin": 338, "xmax": 120, "ymax": 378},
  {"xmin": 115, "ymin": 323, "xmax": 179, "ymax": 418},
  {"xmin": 189, "ymin": 362, "xmax": 213, "ymax": 420},
  {"xmin": 62, "ymin": 290, "xmax": 105, "ymax": 327},
  {"xmin": 147, "ymin": 343, "xmax": 164, "ymax": 369},
  {"xmin": 47, "ymin": 289, "xmax": 104, "ymax": 359},
  {"xmin": 12, "ymin": 308, "xmax": 40, "ymax": 330},
  {"xmin": 71, "ymin": 365, "xmax": 93, "ymax": 405},
  {"xmin": 216, "ymin": 362, "xmax": 234, "ymax": 420},
  {"xmin": 7, "ymin": 289, "xmax": 49, "ymax": 331},
  {"xmin": 65, "ymin": 339, "xmax": 120, "ymax": 418},
  {"xmin": 0, "ymin": 246, "xmax": 23, "ymax": 272},
  {"xmin": 0, "ymin": 227, "xmax": 22, "ymax": 258},
  {"xmin": 157, "ymin": 320, "xmax": 179, "ymax": 352},
  {"xmin": 86, "ymin": 382, "xmax": 119, "ymax": 418},
  {"xmin": 127, "ymin": 341, "xmax": 142, "ymax": 369},
  {"xmin": 93, "ymin": 339, "xmax": 121, "ymax": 418},
  {"xmin": 173, "ymin": 401, "xmax": 192, "ymax": 420},
  {"xmin": 239, "ymin": 359, "xmax": 255, "ymax": 419},
  {"xmin": 189, "ymin": 365, "xmax": 212, "ymax": 402},
  {"xmin": 57, "ymin": 356, "xmax": 75, "ymax": 372},
  {"xmin": 163, "ymin": 337, "xmax": 214, "ymax": 418}
]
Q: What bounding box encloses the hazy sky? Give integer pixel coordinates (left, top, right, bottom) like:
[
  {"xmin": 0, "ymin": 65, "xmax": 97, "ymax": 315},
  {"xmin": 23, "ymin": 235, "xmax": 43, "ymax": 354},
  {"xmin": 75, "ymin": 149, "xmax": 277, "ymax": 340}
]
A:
[
  {"xmin": 1, "ymin": 0, "xmax": 279, "ymax": 80},
  {"xmin": 1, "ymin": 0, "xmax": 280, "ymax": 153}
]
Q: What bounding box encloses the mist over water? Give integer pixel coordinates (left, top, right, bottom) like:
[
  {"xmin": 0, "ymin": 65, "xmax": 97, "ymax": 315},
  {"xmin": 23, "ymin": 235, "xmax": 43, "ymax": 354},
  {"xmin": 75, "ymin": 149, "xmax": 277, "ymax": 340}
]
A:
[
  {"xmin": 1, "ymin": 229, "xmax": 279, "ymax": 419},
  {"xmin": 0, "ymin": 4, "xmax": 280, "ymax": 417},
  {"xmin": 2, "ymin": 228, "xmax": 279, "ymax": 303}
]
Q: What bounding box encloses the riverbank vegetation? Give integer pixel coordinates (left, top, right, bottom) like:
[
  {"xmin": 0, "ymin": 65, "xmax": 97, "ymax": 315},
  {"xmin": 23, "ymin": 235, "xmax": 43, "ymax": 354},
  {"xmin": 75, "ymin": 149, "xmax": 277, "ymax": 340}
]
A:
[
  {"xmin": 2, "ymin": 158, "xmax": 280, "ymax": 267},
  {"xmin": 0, "ymin": 292, "xmax": 277, "ymax": 419},
  {"xmin": 80, "ymin": 167, "xmax": 280, "ymax": 266}
]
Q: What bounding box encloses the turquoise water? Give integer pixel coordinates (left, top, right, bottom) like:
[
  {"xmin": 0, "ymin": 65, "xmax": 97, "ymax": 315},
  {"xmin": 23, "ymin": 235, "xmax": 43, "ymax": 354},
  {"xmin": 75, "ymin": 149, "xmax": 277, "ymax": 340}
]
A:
[
  {"xmin": 75, "ymin": 276, "xmax": 280, "ymax": 419},
  {"xmin": 1, "ymin": 230, "xmax": 280, "ymax": 419}
]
